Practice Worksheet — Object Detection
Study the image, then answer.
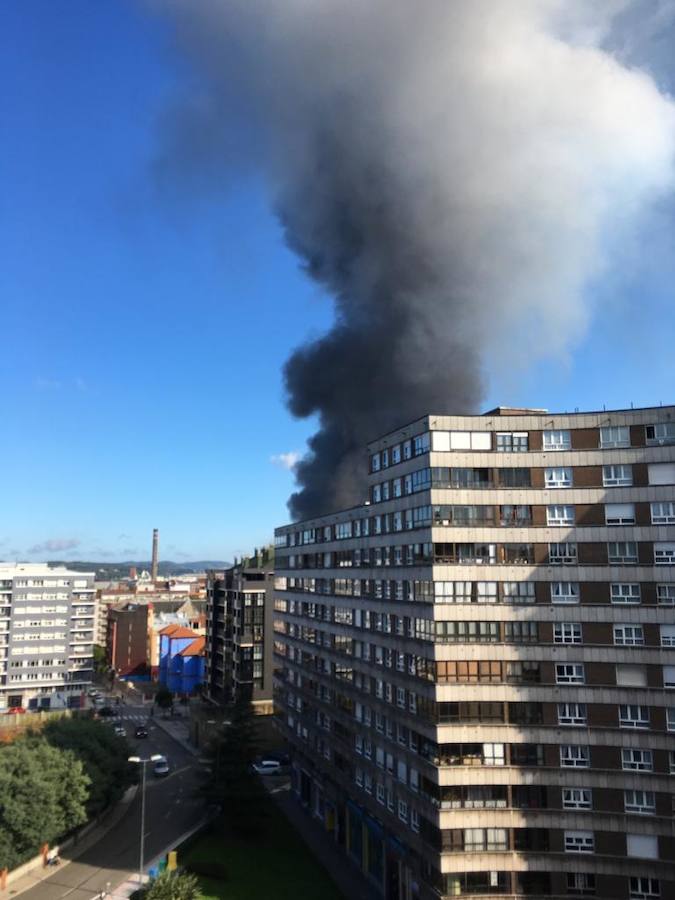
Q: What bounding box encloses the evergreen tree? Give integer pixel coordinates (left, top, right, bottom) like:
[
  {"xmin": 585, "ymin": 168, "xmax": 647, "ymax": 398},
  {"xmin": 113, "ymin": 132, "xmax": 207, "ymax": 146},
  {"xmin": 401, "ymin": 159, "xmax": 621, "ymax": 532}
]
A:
[{"xmin": 144, "ymin": 870, "xmax": 201, "ymax": 900}]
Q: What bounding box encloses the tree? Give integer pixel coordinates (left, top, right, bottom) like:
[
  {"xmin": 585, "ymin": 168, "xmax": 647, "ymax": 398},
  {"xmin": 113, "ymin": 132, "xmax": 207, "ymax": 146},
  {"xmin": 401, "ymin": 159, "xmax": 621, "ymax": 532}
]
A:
[
  {"xmin": 43, "ymin": 717, "xmax": 135, "ymax": 817},
  {"xmin": 155, "ymin": 688, "xmax": 173, "ymax": 711},
  {"xmin": 205, "ymin": 700, "xmax": 260, "ymax": 827},
  {"xmin": 0, "ymin": 737, "xmax": 89, "ymax": 870},
  {"xmin": 143, "ymin": 870, "xmax": 201, "ymax": 900},
  {"xmin": 92, "ymin": 644, "xmax": 108, "ymax": 675}
]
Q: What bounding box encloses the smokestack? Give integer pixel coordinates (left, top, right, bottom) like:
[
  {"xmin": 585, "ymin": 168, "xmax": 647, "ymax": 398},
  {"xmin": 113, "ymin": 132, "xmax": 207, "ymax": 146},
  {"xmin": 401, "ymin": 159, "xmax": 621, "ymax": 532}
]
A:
[
  {"xmin": 151, "ymin": 529, "xmax": 159, "ymax": 581},
  {"xmin": 158, "ymin": 3, "xmax": 675, "ymax": 520}
]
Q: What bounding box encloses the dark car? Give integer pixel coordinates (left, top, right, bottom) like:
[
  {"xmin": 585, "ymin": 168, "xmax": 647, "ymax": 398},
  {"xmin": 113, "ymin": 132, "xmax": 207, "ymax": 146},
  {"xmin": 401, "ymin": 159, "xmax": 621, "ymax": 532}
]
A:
[
  {"xmin": 134, "ymin": 725, "xmax": 149, "ymax": 738},
  {"xmin": 98, "ymin": 706, "xmax": 116, "ymax": 717}
]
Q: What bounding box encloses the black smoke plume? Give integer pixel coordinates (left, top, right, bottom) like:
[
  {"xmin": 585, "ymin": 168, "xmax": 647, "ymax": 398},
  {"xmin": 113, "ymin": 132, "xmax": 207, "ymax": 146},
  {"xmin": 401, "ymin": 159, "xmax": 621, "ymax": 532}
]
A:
[{"xmin": 158, "ymin": 1, "xmax": 675, "ymax": 520}]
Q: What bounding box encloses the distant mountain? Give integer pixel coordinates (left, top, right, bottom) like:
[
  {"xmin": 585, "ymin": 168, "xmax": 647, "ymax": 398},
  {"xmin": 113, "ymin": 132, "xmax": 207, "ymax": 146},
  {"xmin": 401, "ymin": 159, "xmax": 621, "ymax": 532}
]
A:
[{"xmin": 50, "ymin": 560, "xmax": 231, "ymax": 579}]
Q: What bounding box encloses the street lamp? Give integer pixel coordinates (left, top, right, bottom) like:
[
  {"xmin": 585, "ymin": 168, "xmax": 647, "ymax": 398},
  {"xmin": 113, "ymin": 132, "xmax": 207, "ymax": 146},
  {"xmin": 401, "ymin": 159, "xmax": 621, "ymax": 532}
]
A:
[{"xmin": 128, "ymin": 754, "xmax": 163, "ymax": 885}]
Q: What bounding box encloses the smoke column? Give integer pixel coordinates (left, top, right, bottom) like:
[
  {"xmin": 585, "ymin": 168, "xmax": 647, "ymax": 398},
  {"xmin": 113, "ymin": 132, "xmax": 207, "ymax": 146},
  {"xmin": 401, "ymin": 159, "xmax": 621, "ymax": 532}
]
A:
[{"xmin": 158, "ymin": 1, "xmax": 675, "ymax": 520}]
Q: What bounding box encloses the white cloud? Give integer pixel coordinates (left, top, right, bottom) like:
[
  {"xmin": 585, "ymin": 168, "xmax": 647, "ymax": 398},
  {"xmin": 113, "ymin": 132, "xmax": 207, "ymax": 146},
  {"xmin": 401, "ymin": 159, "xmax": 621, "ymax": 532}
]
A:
[
  {"xmin": 270, "ymin": 451, "xmax": 301, "ymax": 471},
  {"xmin": 28, "ymin": 538, "xmax": 80, "ymax": 555}
]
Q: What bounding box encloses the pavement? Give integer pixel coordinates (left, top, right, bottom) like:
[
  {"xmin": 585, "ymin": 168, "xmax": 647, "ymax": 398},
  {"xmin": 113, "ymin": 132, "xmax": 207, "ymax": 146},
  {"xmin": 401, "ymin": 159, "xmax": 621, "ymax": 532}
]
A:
[{"xmin": 4, "ymin": 702, "xmax": 208, "ymax": 900}]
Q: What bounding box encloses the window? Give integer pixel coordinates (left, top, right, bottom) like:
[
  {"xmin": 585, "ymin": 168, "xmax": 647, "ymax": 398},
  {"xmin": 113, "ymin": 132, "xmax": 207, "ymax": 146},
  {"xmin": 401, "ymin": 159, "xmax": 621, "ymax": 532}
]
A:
[
  {"xmin": 616, "ymin": 664, "xmax": 647, "ymax": 687},
  {"xmin": 558, "ymin": 702, "xmax": 587, "ymax": 725},
  {"xmin": 548, "ymin": 541, "xmax": 577, "ymax": 564},
  {"xmin": 502, "ymin": 582, "xmax": 535, "ymax": 603},
  {"xmin": 371, "ymin": 452, "xmax": 381, "ymax": 472},
  {"xmin": 561, "ymin": 745, "xmax": 589, "ymax": 767},
  {"xmin": 554, "ymin": 623, "xmax": 582, "ymax": 644},
  {"xmin": 605, "ymin": 502, "xmax": 635, "ymax": 525},
  {"xmin": 543, "ymin": 429, "xmax": 571, "ymax": 451},
  {"xmin": 499, "ymin": 504, "xmax": 531, "ymax": 525},
  {"xmin": 551, "ymin": 582, "xmax": 580, "ymax": 603},
  {"xmin": 657, "ymin": 585, "xmax": 675, "ymax": 605},
  {"xmin": 646, "ymin": 422, "xmax": 675, "ymax": 445},
  {"xmin": 629, "ymin": 877, "xmax": 660, "ymax": 899},
  {"xmin": 564, "ymin": 830, "xmax": 594, "ymax": 853},
  {"xmin": 563, "ymin": 788, "xmax": 592, "ymax": 809},
  {"xmin": 556, "ymin": 663, "xmax": 585, "ymax": 684},
  {"xmin": 603, "ymin": 464, "xmax": 633, "ymax": 486},
  {"xmin": 619, "ymin": 705, "xmax": 650, "ymax": 728},
  {"xmin": 625, "ymin": 790, "xmax": 655, "ymax": 814},
  {"xmin": 568, "ymin": 872, "xmax": 596, "ymax": 896},
  {"xmin": 614, "ymin": 624, "xmax": 644, "ymax": 646},
  {"xmin": 496, "ymin": 432, "xmax": 528, "ymax": 452},
  {"xmin": 662, "ymin": 627, "xmax": 675, "ymax": 651},
  {"xmin": 651, "ymin": 502, "xmax": 675, "ymax": 524},
  {"xmin": 547, "ymin": 505, "xmax": 574, "ymax": 526},
  {"xmin": 398, "ymin": 799, "xmax": 408, "ymax": 822},
  {"xmin": 667, "ymin": 708, "xmax": 675, "ymax": 732},
  {"xmin": 600, "ymin": 425, "xmax": 630, "ymax": 448},
  {"xmin": 663, "ymin": 665, "xmax": 675, "ymax": 688},
  {"xmin": 648, "ymin": 462, "xmax": 675, "ymax": 485},
  {"xmin": 622, "ymin": 749, "xmax": 653, "ymax": 771},
  {"xmin": 545, "ymin": 467, "xmax": 572, "ymax": 487},
  {"xmin": 498, "ymin": 467, "xmax": 531, "ymax": 487},
  {"xmin": 626, "ymin": 834, "xmax": 658, "ymax": 860},
  {"xmin": 655, "ymin": 542, "xmax": 675, "ymax": 565},
  {"xmin": 611, "ymin": 583, "xmax": 641, "ymax": 604},
  {"xmin": 391, "ymin": 444, "xmax": 401, "ymax": 465},
  {"xmin": 608, "ymin": 541, "xmax": 638, "ymax": 564}
]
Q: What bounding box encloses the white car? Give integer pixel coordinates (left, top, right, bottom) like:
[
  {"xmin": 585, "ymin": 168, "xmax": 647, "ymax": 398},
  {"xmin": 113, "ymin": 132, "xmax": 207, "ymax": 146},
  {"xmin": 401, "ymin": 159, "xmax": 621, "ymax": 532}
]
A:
[
  {"xmin": 153, "ymin": 756, "xmax": 170, "ymax": 777},
  {"xmin": 113, "ymin": 725, "xmax": 126, "ymax": 737}
]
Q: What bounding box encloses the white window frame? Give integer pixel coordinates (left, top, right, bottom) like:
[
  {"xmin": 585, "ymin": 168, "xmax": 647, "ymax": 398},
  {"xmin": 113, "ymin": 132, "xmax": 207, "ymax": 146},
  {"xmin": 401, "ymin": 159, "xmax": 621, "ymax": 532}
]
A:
[
  {"xmin": 561, "ymin": 745, "xmax": 590, "ymax": 768},
  {"xmin": 554, "ymin": 623, "xmax": 582, "ymax": 644},
  {"xmin": 622, "ymin": 748, "xmax": 653, "ymax": 772},
  {"xmin": 564, "ymin": 830, "xmax": 594, "ymax": 853},
  {"xmin": 646, "ymin": 422, "xmax": 675, "ymax": 445},
  {"xmin": 543, "ymin": 429, "xmax": 571, "ymax": 451},
  {"xmin": 629, "ymin": 876, "xmax": 660, "ymax": 900},
  {"xmin": 614, "ymin": 624, "xmax": 645, "ymax": 646},
  {"xmin": 558, "ymin": 702, "xmax": 587, "ymax": 725},
  {"xmin": 600, "ymin": 425, "xmax": 630, "ymax": 448},
  {"xmin": 547, "ymin": 505, "xmax": 575, "ymax": 526},
  {"xmin": 551, "ymin": 582, "xmax": 580, "ymax": 604},
  {"xmin": 611, "ymin": 583, "xmax": 641, "ymax": 604},
  {"xmin": 556, "ymin": 663, "xmax": 585, "ymax": 684},
  {"xmin": 562, "ymin": 788, "xmax": 592, "ymax": 809},
  {"xmin": 624, "ymin": 789, "xmax": 656, "ymax": 815},
  {"xmin": 655, "ymin": 542, "xmax": 675, "ymax": 565},
  {"xmin": 545, "ymin": 466, "xmax": 573, "ymax": 488},
  {"xmin": 605, "ymin": 502, "xmax": 636, "ymax": 525},
  {"xmin": 602, "ymin": 463, "xmax": 633, "ymax": 486},
  {"xmin": 548, "ymin": 542, "xmax": 577, "ymax": 564},
  {"xmin": 608, "ymin": 541, "xmax": 638, "ymax": 564},
  {"xmin": 619, "ymin": 704, "xmax": 650, "ymax": 729},
  {"xmin": 651, "ymin": 502, "xmax": 675, "ymax": 525},
  {"xmin": 657, "ymin": 584, "xmax": 675, "ymax": 605},
  {"xmin": 663, "ymin": 665, "xmax": 675, "ymax": 689},
  {"xmin": 661, "ymin": 625, "xmax": 675, "ymax": 647}
]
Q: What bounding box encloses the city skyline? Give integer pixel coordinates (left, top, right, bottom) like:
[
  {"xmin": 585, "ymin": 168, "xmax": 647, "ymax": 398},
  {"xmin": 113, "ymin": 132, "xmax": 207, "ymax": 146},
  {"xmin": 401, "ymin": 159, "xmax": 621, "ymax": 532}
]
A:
[{"xmin": 3, "ymin": 2, "xmax": 675, "ymax": 563}]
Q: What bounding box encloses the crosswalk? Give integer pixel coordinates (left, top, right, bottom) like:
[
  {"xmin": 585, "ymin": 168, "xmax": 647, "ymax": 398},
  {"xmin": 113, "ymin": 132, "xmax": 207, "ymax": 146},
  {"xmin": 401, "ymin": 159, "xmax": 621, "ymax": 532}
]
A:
[{"xmin": 105, "ymin": 713, "xmax": 148, "ymax": 722}]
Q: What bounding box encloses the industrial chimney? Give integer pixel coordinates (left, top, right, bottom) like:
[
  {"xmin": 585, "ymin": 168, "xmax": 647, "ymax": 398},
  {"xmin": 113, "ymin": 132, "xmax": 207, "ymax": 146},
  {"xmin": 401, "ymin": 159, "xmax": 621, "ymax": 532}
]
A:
[{"xmin": 151, "ymin": 528, "xmax": 159, "ymax": 581}]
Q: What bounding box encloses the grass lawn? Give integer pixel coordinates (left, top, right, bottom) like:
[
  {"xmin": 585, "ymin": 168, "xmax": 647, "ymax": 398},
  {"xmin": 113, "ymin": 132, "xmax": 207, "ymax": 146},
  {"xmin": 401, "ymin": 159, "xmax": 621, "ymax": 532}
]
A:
[{"xmin": 181, "ymin": 799, "xmax": 344, "ymax": 900}]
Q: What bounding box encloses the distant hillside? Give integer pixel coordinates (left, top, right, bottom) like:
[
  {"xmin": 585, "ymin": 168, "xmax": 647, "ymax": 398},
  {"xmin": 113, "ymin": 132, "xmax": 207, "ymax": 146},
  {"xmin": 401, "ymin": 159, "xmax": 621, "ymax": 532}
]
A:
[{"xmin": 50, "ymin": 560, "xmax": 231, "ymax": 579}]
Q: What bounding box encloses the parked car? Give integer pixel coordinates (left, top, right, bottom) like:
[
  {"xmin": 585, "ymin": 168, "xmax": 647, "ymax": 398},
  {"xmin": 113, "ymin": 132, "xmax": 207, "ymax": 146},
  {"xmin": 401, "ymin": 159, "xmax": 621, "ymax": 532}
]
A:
[
  {"xmin": 251, "ymin": 759, "xmax": 283, "ymax": 776},
  {"xmin": 134, "ymin": 725, "xmax": 148, "ymax": 738},
  {"xmin": 98, "ymin": 706, "xmax": 116, "ymax": 717},
  {"xmin": 113, "ymin": 725, "xmax": 126, "ymax": 737},
  {"xmin": 153, "ymin": 756, "xmax": 170, "ymax": 777}
]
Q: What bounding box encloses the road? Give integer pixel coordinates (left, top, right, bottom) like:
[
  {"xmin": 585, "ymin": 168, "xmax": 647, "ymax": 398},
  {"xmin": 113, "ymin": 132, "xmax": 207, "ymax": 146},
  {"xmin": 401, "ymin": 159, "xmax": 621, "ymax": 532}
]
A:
[{"xmin": 17, "ymin": 704, "xmax": 207, "ymax": 900}]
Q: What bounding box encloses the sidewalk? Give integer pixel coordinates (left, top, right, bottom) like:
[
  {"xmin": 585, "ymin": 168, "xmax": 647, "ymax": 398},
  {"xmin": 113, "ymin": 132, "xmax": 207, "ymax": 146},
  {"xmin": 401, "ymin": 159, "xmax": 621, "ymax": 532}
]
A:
[
  {"xmin": 5, "ymin": 786, "xmax": 138, "ymax": 898},
  {"xmin": 270, "ymin": 786, "xmax": 381, "ymax": 900},
  {"xmin": 152, "ymin": 714, "xmax": 199, "ymax": 757}
]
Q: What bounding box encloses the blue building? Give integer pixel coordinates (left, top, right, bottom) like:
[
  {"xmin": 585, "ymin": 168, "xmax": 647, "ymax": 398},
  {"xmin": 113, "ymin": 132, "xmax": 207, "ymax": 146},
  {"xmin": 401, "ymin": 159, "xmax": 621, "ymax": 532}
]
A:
[{"xmin": 158, "ymin": 625, "xmax": 205, "ymax": 695}]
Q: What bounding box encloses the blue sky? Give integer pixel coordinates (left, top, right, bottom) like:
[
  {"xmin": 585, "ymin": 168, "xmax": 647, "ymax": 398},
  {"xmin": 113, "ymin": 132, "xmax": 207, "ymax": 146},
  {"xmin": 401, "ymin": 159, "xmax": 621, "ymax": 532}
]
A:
[{"xmin": 2, "ymin": 2, "xmax": 674, "ymax": 563}]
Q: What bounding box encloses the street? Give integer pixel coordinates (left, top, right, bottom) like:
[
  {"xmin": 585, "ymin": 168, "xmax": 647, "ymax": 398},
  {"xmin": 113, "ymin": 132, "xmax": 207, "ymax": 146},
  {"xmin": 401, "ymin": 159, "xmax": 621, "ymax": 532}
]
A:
[{"xmin": 15, "ymin": 704, "xmax": 207, "ymax": 900}]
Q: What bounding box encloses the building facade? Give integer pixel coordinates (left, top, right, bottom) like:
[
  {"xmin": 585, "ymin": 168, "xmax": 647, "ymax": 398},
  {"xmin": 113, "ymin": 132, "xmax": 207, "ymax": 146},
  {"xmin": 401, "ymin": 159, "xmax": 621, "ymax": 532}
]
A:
[
  {"xmin": 106, "ymin": 601, "xmax": 151, "ymax": 678},
  {"xmin": 0, "ymin": 563, "xmax": 96, "ymax": 710},
  {"xmin": 206, "ymin": 548, "xmax": 275, "ymax": 712},
  {"xmin": 158, "ymin": 624, "xmax": 205, "ymax": 694},
  {"xmin": 273, "ymin": 406, "xmax": 675, "ymax": 900}
]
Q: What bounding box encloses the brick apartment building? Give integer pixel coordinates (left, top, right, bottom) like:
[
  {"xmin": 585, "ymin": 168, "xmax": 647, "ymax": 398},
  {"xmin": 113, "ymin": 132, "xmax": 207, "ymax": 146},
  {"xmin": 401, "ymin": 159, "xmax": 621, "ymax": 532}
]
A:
[{"xmin": 273, "ymin": 406, "xmax": 675, "ymax": 900}]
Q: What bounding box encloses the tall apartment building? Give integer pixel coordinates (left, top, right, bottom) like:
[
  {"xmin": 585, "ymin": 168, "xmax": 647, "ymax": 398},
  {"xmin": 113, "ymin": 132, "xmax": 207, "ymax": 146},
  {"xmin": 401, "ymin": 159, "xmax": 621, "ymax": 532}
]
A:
[
  {"xmin": 0, "ymin": 563, "xmax": 96, "ymax": 710},
  {"xmin": 206, "ymin": 547, "xmax": 275, "ymax": 712},
  {"xmin": 273, "ymin": 406, "xmax": 675, "ymax": 900}
]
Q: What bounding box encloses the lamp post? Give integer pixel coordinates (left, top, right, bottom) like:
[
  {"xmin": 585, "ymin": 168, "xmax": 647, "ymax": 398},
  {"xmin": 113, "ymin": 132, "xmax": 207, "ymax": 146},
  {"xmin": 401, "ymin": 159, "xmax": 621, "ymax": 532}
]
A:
[{"xmin": 128, "ymin": 755, "xmax": 163, "ymax": 885}]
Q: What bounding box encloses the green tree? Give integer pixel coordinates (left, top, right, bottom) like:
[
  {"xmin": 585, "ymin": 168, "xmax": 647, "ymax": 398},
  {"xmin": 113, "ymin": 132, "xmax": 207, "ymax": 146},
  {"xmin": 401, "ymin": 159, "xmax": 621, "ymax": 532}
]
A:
[
  {"xmin": 92, "ymin": 644, "xmax": 108, "ymax": 675},
  {"xmin": 155, "ymin": 688, "xmax": 173, "ymax": 710},
  {"xmin": 205, "ymin": 701, "xmax": 260, "ymax": 826},
  {"xmin": 0, "ymin": 738, "xmax": 89, "ymax": 870},
  {"xmin": 43, "ymin": 717, "xmax": 135, "ymax": 816},
  {"xmin": 144, "ymin": 870, "xmax": 201, "ymax": 900}
]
